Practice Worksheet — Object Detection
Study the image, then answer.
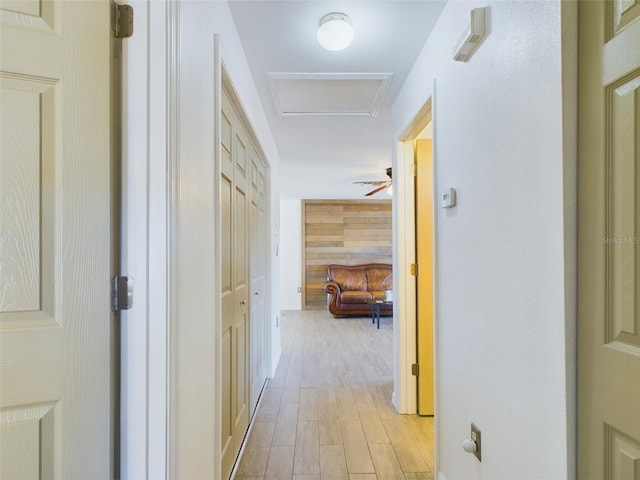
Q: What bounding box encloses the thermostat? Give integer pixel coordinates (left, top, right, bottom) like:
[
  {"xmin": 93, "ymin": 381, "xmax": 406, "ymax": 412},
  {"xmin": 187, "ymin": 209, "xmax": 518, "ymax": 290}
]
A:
[{"xmin": 441, "ymin": 187, "xmax": 456, "ymax": 208}]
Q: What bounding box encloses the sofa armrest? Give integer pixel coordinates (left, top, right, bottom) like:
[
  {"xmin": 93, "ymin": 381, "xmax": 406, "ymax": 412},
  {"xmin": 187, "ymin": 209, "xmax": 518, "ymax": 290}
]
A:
[
  {"xmin": 323, "ymin": 281, "xmax": 343, "ymax": 317},
  {"xmin": 323, "ymin": 280, "xmax": 341, "ymax": 295}
]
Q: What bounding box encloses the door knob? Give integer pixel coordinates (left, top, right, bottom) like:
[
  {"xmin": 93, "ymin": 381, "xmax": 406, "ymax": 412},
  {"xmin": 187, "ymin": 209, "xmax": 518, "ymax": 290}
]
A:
[
  {"xmin": 240, "ymin": 301, "xmax": 246, "ymax": 305},
  {"xmin": 254, "ymin": 292, "xmax": 259, "ymax": 295},
  {"xmin": 463, "ymin": 423, "xmax": 481, "ymax": 461},
  {"xmin": 462, "ymin": 438, "xmax": 477, "ymax": 453}
]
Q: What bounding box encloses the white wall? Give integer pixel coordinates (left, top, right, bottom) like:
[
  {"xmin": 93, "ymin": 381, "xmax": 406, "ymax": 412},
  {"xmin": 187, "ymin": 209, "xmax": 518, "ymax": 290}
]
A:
[
  {"xmin": 279, "ymin": 200, "xmax": 302, "ymax": 310},
  {"xmin": 393, "ymin": 1, "xmax": 576, "ymax": 479},
  {"xmin": 173, "ymin": 1, "xmax": 281, "ymax": 478}
]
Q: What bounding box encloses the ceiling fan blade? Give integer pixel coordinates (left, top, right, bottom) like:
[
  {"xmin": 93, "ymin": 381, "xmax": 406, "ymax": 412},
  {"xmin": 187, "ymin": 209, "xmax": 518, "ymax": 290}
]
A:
[
  {"xmin": 354, "ymin": 180, "xmax": 388, "ymax": 186},
  {"xmin": 365, "ymin": 183, "xmax": 391, "ymax": 196}
]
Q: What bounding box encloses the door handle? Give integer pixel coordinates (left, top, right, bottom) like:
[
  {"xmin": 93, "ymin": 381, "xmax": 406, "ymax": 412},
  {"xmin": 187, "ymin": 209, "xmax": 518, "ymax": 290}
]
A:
[{"xmin": 240, "ymin": 301, "xmax": 246, "ymax": 305}]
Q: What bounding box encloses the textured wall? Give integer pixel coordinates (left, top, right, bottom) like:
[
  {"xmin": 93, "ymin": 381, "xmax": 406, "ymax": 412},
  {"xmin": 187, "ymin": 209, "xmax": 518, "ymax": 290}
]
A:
[
  {"xmin": 174, "ymin": 1, "xmax": 281, "ymax": 478},
  {"xmin": 393, "ymin": 1, "xmax": 576, "ymax": 479},
  {"xmin": 280, "ymin": 200, "xmax": 302, "ymax": 310}
]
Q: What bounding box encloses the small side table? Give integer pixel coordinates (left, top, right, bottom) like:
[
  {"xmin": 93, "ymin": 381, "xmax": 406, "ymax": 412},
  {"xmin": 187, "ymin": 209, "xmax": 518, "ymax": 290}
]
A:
[{"xmin": 366, "ymin": 299, "xmax": 392, "ymax": 329}]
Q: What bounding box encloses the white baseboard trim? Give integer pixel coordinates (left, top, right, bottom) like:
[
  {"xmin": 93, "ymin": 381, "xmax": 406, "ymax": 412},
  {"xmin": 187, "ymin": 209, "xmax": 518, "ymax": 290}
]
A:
[{"xmin": 437, "ymin": 471, "xmax": 447, "ymax": 480}]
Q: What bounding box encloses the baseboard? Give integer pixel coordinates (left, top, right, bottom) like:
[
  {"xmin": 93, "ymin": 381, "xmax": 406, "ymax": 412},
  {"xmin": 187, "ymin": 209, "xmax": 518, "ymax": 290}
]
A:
[{"xmin": 437, "ymin": 472, "xmax": 447, "ymax": 480}]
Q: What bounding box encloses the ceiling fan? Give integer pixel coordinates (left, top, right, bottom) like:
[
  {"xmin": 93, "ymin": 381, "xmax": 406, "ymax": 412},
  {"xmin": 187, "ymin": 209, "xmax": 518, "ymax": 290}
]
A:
[{"xmin": 354, "ymin": 167, "xmax": 392, "ymax": 196}]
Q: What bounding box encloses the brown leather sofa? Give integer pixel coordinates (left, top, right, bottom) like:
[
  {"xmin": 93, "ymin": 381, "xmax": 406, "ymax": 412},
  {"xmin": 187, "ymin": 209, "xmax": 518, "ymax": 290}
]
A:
[{"xmin": 322, "ymin": 264, "xmax": 393, "ymax": 317}]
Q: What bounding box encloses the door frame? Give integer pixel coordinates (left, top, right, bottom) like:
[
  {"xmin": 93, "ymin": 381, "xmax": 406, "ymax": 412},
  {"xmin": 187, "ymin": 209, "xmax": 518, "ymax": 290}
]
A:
[
  {"xmin": 394, "ymin": 88, "xmax": 440, "ymax": 470},
  {"xmin": 120, "ymin": 1, "xmax": 171, "ymax": 479}
]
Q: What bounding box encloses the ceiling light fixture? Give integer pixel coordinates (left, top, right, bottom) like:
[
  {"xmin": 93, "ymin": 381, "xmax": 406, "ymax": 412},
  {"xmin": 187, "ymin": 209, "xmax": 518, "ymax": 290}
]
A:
[{"xmin": 317, "ymin": 12, "xmax": 354, "ymax": 51}]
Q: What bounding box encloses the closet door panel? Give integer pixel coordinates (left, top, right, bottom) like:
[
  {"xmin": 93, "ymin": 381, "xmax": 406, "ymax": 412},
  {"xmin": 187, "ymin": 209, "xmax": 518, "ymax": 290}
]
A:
[
  {"xmin": 220, "ymin": 100, "xmax": 235, "ymax": 478},
  {"xmin": 220, "ymin": 87, "xmax": 271, "ymax": 477},
  {"xmin": 249, "ymin": 148, "xmax": 268, "ymax": 415}
]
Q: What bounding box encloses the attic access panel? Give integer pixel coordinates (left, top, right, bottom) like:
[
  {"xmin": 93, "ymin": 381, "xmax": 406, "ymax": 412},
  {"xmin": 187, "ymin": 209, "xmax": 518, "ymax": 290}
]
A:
[{"xmin": 268, "ymin": 73, "xmax": 392, "ymax": 117}]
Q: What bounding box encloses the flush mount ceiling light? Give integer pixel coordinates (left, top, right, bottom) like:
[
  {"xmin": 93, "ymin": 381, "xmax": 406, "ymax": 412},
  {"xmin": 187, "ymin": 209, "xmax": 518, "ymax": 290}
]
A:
[{"xmin": 317, "ymin": 12, "xmax": 354, "ymax": 51}]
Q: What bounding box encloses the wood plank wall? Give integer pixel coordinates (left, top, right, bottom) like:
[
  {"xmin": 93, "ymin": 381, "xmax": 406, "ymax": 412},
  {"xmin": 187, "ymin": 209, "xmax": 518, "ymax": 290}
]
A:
[{"xmin": 302, "ymin": 199, "xmax": 392, "ymax": 310}]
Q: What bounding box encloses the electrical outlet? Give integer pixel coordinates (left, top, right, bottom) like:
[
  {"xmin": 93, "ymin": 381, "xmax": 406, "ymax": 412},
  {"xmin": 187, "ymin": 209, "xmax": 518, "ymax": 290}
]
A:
[{"xmin": 471, "ymin": 423, "xmax": 481, "ymax": 462}]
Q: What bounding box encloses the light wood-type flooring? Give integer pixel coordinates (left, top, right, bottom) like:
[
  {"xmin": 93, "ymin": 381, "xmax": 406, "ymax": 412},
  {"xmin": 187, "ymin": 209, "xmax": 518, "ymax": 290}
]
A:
[{"xmin": 233, "ymin": 309, "xmax": 434, "ymax": 480}]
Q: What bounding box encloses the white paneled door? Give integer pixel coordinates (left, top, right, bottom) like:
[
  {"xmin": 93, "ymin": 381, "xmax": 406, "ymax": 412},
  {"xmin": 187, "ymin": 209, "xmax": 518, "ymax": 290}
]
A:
[
  {"xmin": 249, "ymin": 146, "xmax": 268, "ymax": 416},
  {"xmin": 0, "ymin": 1, "xmax": 115, "ymax": 478},
  {"xmin": 578, "ymin": 1, "xmax": 640, "ymax": 477},
  {"xmin": 221, "ymin": 89, "xmax": 250, "ymax": 480},
  {"xmin": 220, "ymin": 84, "xmax": 270, "ymax": 479}
]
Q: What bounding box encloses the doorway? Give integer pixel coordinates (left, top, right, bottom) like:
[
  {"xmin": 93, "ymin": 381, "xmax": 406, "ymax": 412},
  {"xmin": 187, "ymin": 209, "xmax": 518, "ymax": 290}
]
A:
[{"xmin": 395, "ymin": 95, "xmax": 438, "ymax": 464}]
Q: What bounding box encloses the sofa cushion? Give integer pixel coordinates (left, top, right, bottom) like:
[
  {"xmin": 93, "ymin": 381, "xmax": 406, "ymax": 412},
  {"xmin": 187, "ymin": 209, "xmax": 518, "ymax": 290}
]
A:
[
  {"xmin": 369, "ymin": 291, "xmax": 389, "ymax": 301},
  {"xmin": 340, "ymin": 290, "xmax": 374, "ymax": 304},
  {"xmin": 366, "ymin": 268, "xmax": 393, "ymax": 292},
  {"xmin": 330, "ymin": 268, "xmax": 367, "ymax": 291}
]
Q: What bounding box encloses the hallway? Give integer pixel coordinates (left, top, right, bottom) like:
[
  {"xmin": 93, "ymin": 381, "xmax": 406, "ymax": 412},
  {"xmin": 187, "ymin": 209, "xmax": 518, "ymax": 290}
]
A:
[{"xmin": 234, "ymin": 310, "xmax": 434, "ymax": 479}]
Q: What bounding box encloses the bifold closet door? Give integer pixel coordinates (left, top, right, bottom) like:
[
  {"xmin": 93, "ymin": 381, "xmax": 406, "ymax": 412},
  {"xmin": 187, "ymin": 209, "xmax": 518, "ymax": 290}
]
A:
[
  {"xmin": 249, "ymin": 149, "xmax": 268, "ymax": 415},
  {"xmin": 220, "ymin": 90, "xmax": 249, "ymax": 479}
]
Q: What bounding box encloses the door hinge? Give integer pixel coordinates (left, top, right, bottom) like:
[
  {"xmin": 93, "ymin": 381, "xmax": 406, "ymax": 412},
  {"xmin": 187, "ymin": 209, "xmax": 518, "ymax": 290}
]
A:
[
  {"xmin": 410, "ymin": 263, "xmax": 418, "ymax": 276},
  {"xmin": 113, "ymin": 3, "xmax": 134, "ymax": 39},
  {"xmin": 410, "ymin": 162, "xmax": 417, "ymax": 177},
  {"xmin": 411, "ymin": 363, "xmax": 419, "ymax": 376},
  {"xmin": 112, "ymin": 276, "xmax": 133, "ymax": 312}
]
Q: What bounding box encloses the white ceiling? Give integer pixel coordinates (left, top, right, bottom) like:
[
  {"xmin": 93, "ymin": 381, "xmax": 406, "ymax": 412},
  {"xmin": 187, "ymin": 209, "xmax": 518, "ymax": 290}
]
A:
[{"xmin": 228, "ymin": 0, "xmax": 446, "ymax": 199}]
